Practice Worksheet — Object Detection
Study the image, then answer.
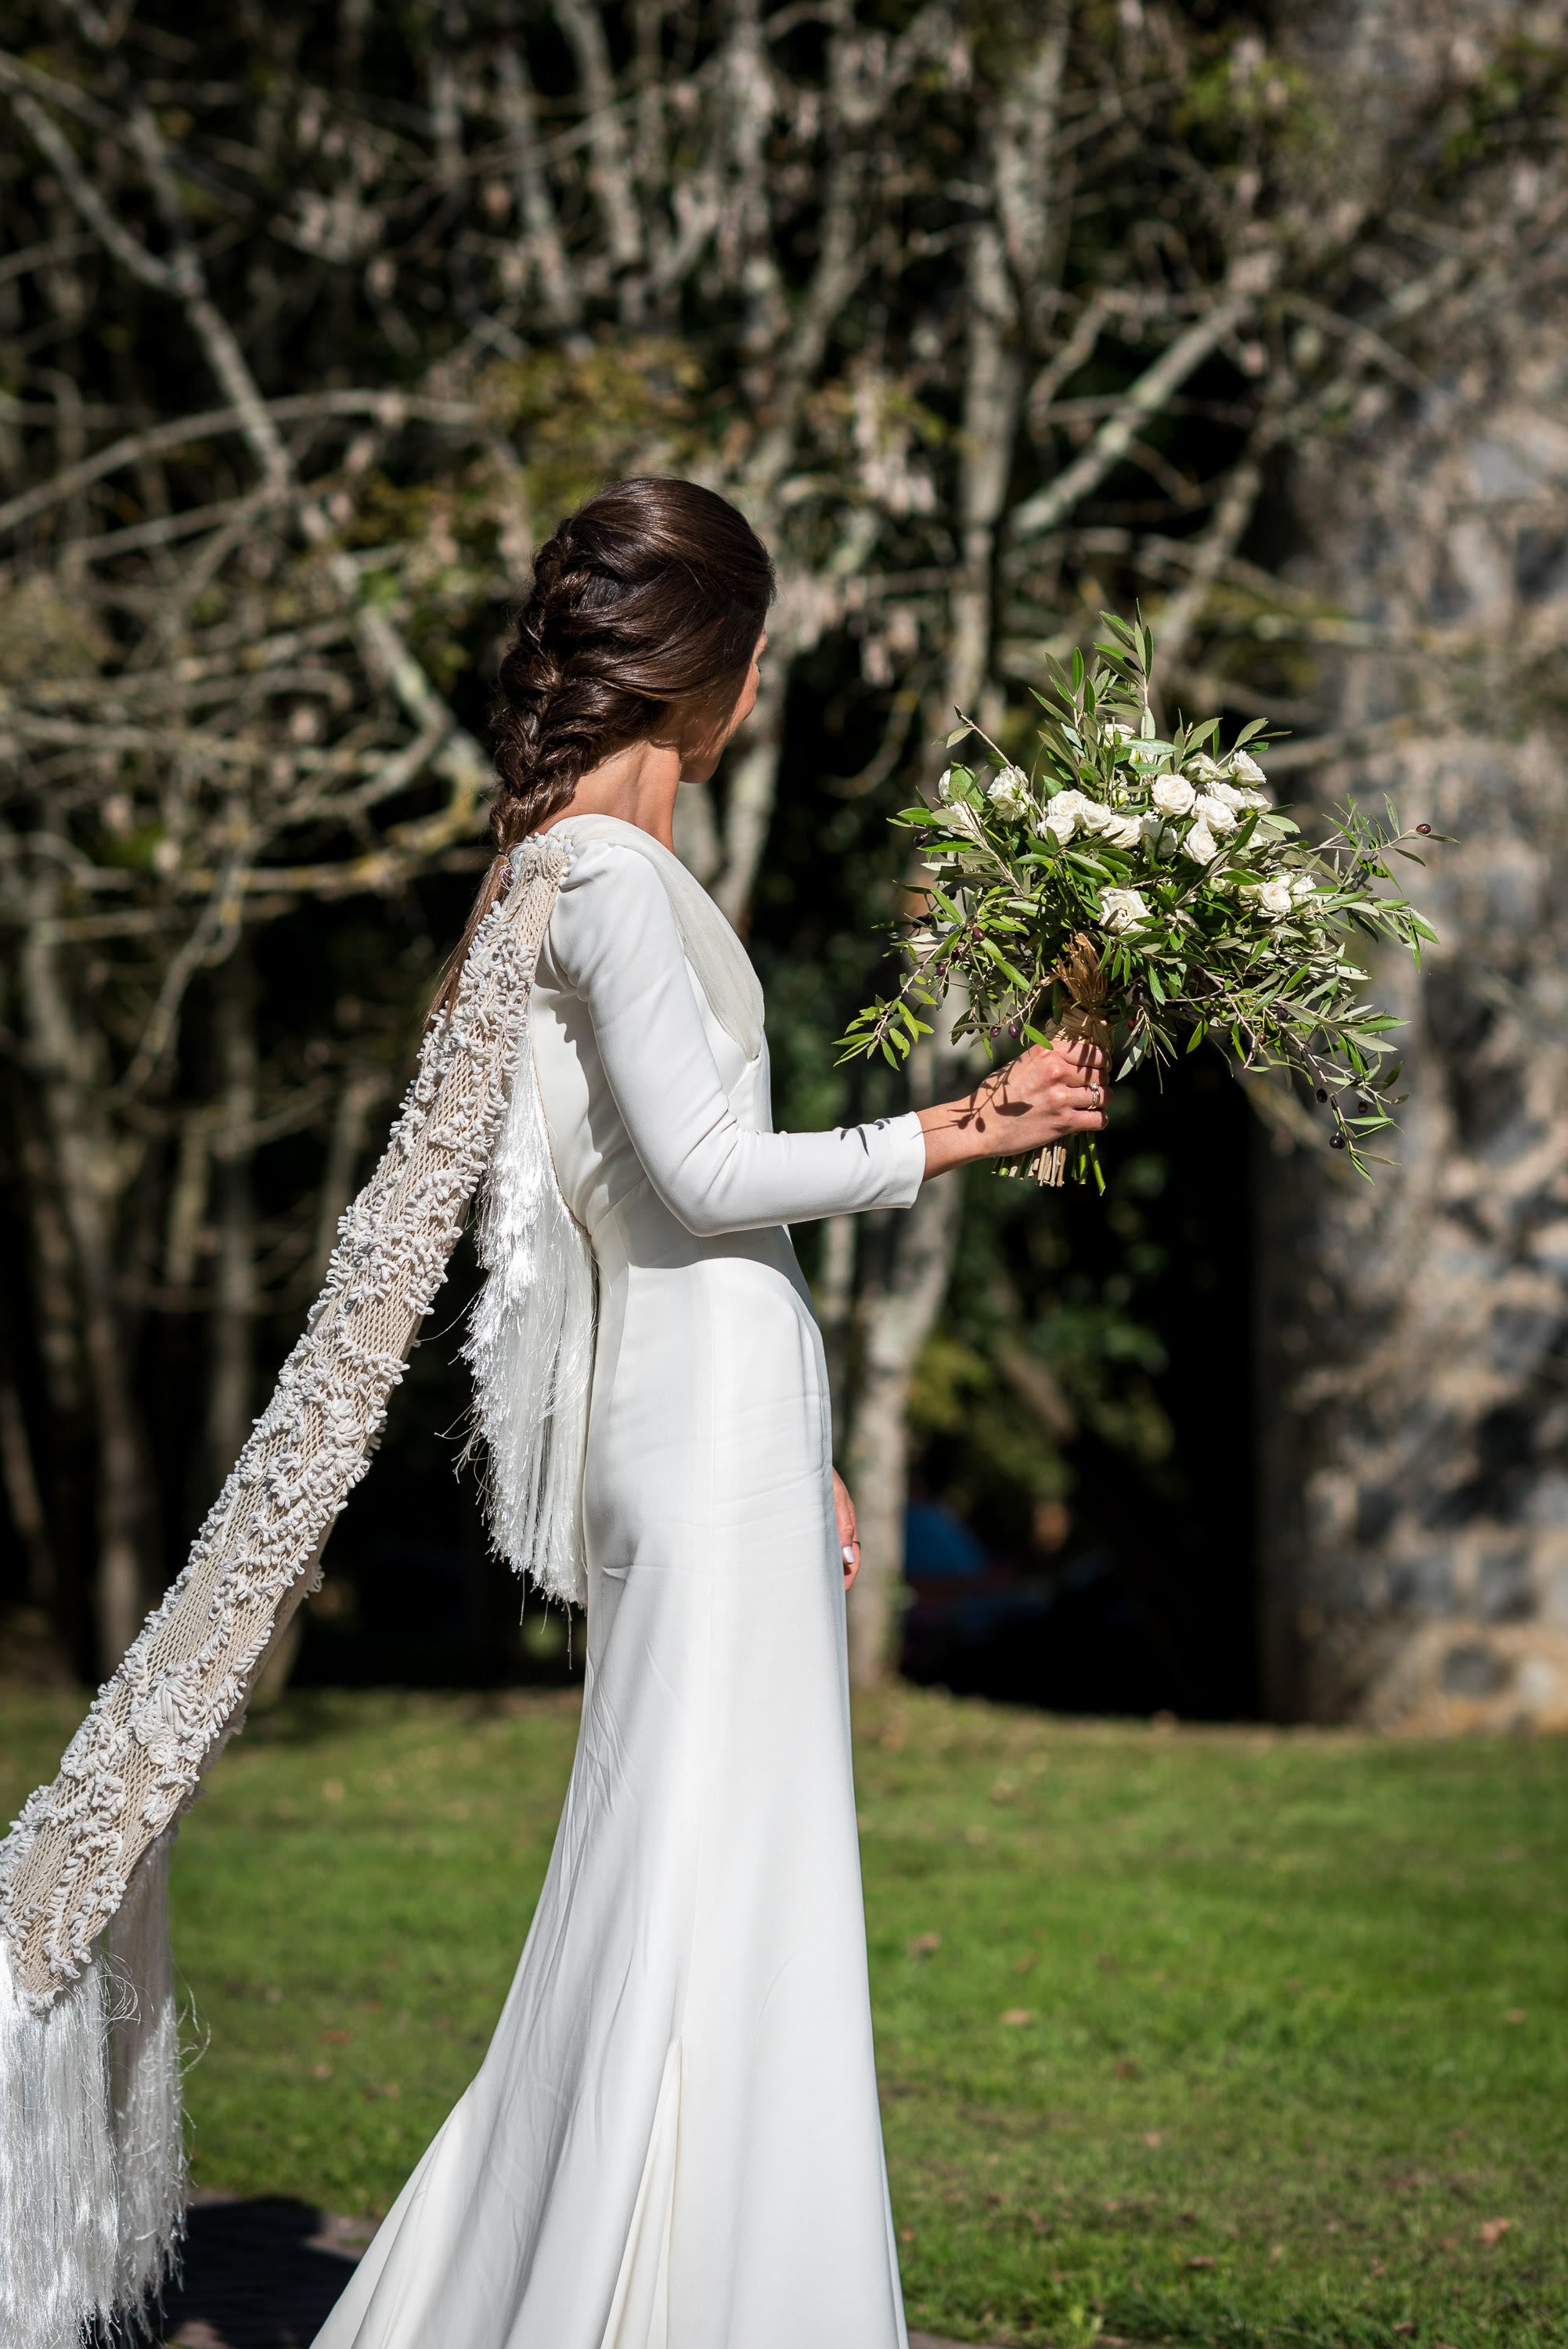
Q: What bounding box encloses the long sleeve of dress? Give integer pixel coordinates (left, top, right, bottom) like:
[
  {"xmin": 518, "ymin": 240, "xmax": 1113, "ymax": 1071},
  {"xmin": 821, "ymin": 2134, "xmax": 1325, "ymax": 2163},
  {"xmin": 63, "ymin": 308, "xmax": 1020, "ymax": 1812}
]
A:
[{"xmin": 547, "ymin": 840, "xmax": 926, "ymax": 1237}]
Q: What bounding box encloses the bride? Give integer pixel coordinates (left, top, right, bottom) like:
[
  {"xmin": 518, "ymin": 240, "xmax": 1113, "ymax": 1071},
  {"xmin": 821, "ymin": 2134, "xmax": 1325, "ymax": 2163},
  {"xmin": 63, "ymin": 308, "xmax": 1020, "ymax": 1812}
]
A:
[{"xmin": 312, "ymin": 477, "xmax": 1108, "ymax": 2349}]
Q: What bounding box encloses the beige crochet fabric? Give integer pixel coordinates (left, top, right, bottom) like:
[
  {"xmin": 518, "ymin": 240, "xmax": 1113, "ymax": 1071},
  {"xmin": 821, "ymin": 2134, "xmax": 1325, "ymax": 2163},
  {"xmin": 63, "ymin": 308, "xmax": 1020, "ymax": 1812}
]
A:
[{"xmin": 0, "ymin": 839, "xmax": 570, "ymax": 2008}]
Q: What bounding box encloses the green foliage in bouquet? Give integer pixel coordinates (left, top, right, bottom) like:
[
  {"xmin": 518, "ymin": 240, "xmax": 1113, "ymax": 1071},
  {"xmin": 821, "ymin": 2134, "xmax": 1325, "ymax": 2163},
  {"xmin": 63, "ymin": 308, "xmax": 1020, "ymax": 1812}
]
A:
[{"xmin": 841, "ymin": 615, "xmax": 1444, "ymax": 1185}]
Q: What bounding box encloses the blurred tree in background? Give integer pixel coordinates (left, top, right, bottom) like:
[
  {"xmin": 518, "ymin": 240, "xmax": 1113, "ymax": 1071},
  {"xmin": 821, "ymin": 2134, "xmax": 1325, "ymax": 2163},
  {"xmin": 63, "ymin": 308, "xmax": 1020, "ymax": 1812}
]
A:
[{"xmin": 0, "ymin": 0, "xmax": 1564, "ymax": 1723}]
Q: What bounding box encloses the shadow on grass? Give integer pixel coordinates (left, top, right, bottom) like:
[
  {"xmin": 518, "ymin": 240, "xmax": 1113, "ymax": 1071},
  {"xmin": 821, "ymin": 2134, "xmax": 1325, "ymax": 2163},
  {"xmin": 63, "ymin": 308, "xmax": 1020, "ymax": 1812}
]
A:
[{"xmin": 156, "ymin": 2193, "xmax": 369, "ymax": 2348}]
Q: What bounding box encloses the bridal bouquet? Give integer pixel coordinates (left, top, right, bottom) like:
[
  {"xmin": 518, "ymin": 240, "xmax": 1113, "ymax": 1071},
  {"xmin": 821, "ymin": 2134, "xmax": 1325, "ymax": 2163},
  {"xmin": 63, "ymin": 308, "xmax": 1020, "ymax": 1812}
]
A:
[{"xmin": 841, "ymin": 614, "xmax": 1442, "ymax": 1186}]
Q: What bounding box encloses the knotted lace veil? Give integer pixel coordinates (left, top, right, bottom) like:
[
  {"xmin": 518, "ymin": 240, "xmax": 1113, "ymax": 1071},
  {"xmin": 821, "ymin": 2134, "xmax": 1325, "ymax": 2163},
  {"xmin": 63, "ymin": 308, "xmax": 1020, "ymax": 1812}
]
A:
[
  {"xmin": 0, "ymin": 814, "xmax": 766, "ymax": 2349},
  {"xmin": 0, "ymin": 839, "xmax": 584, "ymax": 2349}
]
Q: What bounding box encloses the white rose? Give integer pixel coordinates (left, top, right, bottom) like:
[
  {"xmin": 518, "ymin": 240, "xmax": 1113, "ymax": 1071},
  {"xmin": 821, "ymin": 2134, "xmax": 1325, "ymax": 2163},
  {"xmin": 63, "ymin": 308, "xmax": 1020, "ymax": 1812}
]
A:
[
  {"xmin": 1140, "ymin": 811, "xmax": 1178, "ymax": 857},
  {"xmin": 1256, "ymin": 875, "xmax": 1294, "ymax": 918},
  {"xmin": 941, "ymin": 797, "xmax": 985, "ymax": 843},
  {"xmin": 1228, "ymin": 748, "xmax": 1267, "ymax": 785},
  {"xmin": 1101, "ymin": 810, "xmax": 1144, "ymax": 850},
  {"xmin": 1184, "ymin": 751, "xmax": 1225, "ymax": 785},
  {"xmin": 1215, "ymin": 773, "xmax": 1269, "ymax": 811},
  {"xmin": 937, "ymin": 767, "xmax": 953, "ymax": 801},
  {"xmin": 1289, "ymin": 873, "xmax": 1318, "ymax": 904},
  {"xmin": 1043, "ymin": 793, "xmax": 1081, "ymax": 842},
  {"xmin": 987, "ymin": 767, "xmax": 1030, "ymax": 817},
  {"xmin": 1100, "ymin": 886, "xmax": 1150, "ymax": 935},
  {"xmin": 1184, "ymin": 821, "xmax": 1219, "ymax": 864},
  {"xmin": 1044, "ymin": 787, "xmax": 1107, "ymax": 842},
  {"xmin": 1192, "ymin": 792, "xmax": 1238, "ymax": 833},
  {"xmin": 1152, "ymin": 774, "xmax": 1196, "ymax": 817}
]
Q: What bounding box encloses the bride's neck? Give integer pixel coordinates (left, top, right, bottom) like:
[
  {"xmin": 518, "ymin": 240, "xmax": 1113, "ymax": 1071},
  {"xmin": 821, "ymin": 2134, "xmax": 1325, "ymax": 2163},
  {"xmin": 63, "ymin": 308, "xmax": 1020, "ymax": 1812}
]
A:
[{"xmin": 541, "ymin": 737, "xmax": 683, "ymax": 850}]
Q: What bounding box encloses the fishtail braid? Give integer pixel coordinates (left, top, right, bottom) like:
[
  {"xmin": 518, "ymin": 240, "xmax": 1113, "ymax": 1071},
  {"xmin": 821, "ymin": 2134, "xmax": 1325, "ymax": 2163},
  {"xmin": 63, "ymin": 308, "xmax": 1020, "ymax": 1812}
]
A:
[{"xmin": 435, "ymin": 477, "xmax": 774, "ymax": 1016}]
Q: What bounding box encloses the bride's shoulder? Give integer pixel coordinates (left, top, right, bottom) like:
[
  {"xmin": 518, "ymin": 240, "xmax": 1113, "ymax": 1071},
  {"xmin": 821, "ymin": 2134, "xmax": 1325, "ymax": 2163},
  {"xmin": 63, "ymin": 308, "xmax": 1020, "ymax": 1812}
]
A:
[
  {"xmin": 551, "ymin": 830, "xmax": 665, "ymax": 901},
  {"xmin": 544, "ymin": 830, "xmax": 678, "ymax": 977}
]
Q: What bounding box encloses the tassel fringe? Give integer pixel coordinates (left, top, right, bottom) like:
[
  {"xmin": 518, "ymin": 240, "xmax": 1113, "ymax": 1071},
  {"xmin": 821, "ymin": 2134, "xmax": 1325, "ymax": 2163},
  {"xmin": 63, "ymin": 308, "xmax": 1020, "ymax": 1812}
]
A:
[
  {"xmin": 1, "ymin": 1932, "xmax": 118, "ymax": 2348},
  {"xmin": 1, "ymin": 1831, "xmax": 185, "ymax": 2349},
  {"xmin": 462, "ymin": 999, "xmax": 596, "ymax": 1609},
  {"xmin": 106, "ymin": 1828, "xmax": 186, "ymax": 2318}
]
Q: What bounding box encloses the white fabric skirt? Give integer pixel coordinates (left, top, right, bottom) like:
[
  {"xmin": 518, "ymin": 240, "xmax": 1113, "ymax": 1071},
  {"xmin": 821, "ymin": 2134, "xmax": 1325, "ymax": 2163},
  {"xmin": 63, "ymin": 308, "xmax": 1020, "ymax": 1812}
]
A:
[{"xmin": 312, "ymin": 1225, "xmax": 907, "ymax": 2349}]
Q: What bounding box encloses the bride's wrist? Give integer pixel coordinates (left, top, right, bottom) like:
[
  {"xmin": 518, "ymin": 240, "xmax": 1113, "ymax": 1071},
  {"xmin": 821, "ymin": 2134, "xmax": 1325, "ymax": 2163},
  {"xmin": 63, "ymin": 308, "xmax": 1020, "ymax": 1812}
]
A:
[{"xmin": 917, "ymin": 1084, "xmax": 998, "ymax": 1178}]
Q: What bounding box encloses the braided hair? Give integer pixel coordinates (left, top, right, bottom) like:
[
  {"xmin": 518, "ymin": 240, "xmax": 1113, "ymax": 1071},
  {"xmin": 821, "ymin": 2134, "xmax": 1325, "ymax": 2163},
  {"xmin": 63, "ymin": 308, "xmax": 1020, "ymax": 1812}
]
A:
[{"xmin": 437, "ymin": 478, "xmax": 774, "ymax": 1012}]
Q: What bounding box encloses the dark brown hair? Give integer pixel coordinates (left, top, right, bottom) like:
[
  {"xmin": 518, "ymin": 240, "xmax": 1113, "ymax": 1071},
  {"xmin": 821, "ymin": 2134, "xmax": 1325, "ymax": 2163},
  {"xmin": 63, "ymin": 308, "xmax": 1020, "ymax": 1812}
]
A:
[{"xmin": 436, "ymin": 476, "xmax": 774, "ymax": 1012}]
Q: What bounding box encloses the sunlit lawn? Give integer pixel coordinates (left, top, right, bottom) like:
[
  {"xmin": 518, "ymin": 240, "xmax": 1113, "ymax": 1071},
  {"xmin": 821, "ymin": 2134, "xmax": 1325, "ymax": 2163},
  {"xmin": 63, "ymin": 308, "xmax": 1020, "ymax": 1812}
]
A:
[{"xmin": 2, "ymin": 1687, "xmax": 1564, "ymax": 2348}]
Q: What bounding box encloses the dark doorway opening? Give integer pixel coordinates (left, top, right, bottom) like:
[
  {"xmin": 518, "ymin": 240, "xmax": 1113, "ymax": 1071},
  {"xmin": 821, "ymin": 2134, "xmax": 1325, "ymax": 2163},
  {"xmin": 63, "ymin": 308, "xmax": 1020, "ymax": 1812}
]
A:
[{"xmin": 898, "ymin": 1050, "xmax": 1260, "ymax": 1723}]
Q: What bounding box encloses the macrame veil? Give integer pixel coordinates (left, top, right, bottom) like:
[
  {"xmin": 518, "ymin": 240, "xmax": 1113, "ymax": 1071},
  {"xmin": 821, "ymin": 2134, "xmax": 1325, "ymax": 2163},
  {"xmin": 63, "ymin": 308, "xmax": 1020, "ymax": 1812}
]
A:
[
  {"xmin": 0, "ymin": 815, "xmax": 766, "ymax": 2349},
  {"xmin": 0, "ymin": 840, "xmax": 581, "ymax": 2349}
]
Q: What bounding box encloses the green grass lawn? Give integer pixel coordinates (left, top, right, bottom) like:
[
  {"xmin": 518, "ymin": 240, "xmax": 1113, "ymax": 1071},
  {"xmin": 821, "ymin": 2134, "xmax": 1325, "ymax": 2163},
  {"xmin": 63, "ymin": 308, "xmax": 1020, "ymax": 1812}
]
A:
[{"xmin": 3, "ymin": 1687, "xmax": 1564, "ymax": 2348}]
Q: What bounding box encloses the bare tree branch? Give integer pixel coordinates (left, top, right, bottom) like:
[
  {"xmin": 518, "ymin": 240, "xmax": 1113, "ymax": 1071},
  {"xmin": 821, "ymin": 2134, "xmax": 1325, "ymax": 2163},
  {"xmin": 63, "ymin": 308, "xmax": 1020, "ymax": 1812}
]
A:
[
  {"xmin": 0, "ymin": 390, "xmax": 477, "ymax": 538},
  {"xmin": 1009, "ymin": 263, "xmax": 1271, "ymax": 541},
  {"xmin": 1148, "ymin": 417, "xmax": 1277, "ymax": 697},
  {"xmin": 553, "ymin": 0, "xmax": 647, "ymax": 295},
  {"xmin": 496, "ymin": 41, "xmax": 586, "ymax": 335}
]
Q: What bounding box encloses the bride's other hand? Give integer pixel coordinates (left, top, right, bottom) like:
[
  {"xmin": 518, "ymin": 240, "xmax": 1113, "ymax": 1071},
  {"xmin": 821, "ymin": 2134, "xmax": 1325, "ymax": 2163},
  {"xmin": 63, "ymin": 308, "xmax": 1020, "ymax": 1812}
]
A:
[
  {"xmin": 833, "ymin": 1470, "xmax": 861, "ymax": 1592},
  {"xmin": 917, "ymin": 1034, "xmax": 1111, "ymax": 1180}
]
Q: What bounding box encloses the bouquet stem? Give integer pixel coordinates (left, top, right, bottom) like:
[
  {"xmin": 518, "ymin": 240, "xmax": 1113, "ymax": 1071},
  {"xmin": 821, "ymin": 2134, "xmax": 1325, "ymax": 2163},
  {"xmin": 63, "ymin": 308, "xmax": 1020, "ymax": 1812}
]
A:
[{"xmin": 1006, "ymin": 935, "xmax": 1117, "ymax": 1188}]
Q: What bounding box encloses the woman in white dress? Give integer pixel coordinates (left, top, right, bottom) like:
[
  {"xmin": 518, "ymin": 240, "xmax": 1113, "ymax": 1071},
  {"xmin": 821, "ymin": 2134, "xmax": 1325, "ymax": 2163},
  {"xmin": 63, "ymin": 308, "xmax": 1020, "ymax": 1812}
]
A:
[{"xmin": 312, "ymin": 479, "xmax": 1108, "ymax": 2349}]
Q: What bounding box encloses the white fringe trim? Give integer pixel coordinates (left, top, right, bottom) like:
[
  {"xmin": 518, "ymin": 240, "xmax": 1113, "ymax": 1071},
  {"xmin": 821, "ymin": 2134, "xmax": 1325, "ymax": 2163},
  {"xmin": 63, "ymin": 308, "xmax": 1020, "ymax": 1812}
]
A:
[
  {"xmin": 0, "ymin": 1831, "xmax": 185, "ymax": 2349},
  {"xmin": 462, "ymin": 1001, "xmax": 595, "ymax": 1610},
  {"xmin": 106, "ymin": 1828, "xmax": 186, "ymax": 2315},
  {"xmin": 1, "ymin": 1932, "xmax": 117, "ymax": 2348}
]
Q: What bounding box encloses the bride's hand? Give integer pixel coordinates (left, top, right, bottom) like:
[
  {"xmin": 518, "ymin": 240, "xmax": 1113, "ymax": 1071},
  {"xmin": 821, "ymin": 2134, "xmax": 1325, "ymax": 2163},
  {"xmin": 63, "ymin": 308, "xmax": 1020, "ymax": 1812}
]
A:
[
  {"xmin": 917, "ymin": 1035, "xmax": 1111, "ymax": 1179},
  {"xmin": 833, "ymin": 1470, "xmax": 861, "ymax": 1592}
]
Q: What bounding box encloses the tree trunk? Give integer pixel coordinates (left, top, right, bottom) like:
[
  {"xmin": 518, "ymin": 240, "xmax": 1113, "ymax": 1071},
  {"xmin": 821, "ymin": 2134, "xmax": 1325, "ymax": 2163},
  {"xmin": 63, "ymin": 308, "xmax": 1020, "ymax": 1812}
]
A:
[
  {"xmin": 308, "ymin": 1063, "xmax": 387, "ymax": 1290},
  {"xmin": 0, "ymin": 1376, "xmax": 54, "ymax": 1608},
  {"xmin": 816, "ymin": 1212, "xmax": 856, "ymax": 1437},
  {"xmin": 845, "ymin": 1164, "xmax": 967, "ymax": 1690},
  {"xmin": 18, "ymin": 869, "xmax": 155, "ymax": 1669},
  {"xmin": 841, "ymin": 180, "xmax": 1033, "ymax": 1687},
  {"xmin": 712, "ymin": 655, "xmax": 788, "ymax": 932},
  {"xmin": 209, "ymin": 947, "xmax": 258, "ymax": 1485}
]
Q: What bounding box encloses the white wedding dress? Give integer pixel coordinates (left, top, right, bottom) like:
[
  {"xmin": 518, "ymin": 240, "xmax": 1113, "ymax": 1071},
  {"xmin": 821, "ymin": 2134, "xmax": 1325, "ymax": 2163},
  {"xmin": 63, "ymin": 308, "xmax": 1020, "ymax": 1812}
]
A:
[{"xmin": 312, "ymin": 815, "xmax": 925, "ymax": 2349}]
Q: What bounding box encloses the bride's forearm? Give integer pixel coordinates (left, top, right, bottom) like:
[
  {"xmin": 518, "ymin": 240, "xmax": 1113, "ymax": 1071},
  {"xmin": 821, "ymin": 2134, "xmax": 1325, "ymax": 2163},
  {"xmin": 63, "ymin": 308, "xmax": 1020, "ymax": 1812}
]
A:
[{"xmin": 917, "ymin": 1088, "xmax": 1011, "ymax": 1179}]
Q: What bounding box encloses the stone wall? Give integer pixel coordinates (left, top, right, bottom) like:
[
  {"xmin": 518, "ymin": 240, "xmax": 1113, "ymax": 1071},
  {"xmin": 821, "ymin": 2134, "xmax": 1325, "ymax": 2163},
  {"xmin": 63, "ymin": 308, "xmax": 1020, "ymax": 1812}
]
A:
[{"xmin": 1258, "ymin": 213, "xmax": 1568, "ymax": 1727}]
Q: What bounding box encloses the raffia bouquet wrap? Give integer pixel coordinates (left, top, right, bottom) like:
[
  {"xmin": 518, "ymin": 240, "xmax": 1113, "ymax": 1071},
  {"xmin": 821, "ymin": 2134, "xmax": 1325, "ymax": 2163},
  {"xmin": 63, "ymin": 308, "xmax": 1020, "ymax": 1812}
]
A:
[{"xmin": 842, "ymin": 614, "xmax": 1443, "ymax": 1184}]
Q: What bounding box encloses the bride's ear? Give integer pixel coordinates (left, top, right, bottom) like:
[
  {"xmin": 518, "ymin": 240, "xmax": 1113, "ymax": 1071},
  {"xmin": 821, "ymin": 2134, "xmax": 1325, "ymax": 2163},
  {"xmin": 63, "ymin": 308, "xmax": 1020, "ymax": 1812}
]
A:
[{"xmin": 671, "ymin": 698, "xmax": 734, "ymax": 785}]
